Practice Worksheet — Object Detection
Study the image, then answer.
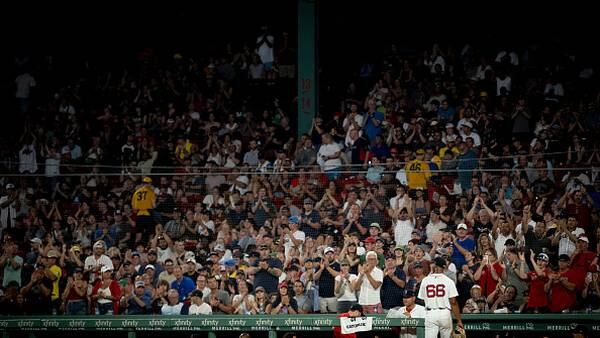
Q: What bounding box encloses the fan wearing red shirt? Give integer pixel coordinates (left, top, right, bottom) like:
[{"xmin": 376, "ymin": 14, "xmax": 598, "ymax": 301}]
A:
[
  {"xmin": 571, "ymin": 236, "xmax": 599, "ymax": 290},
  {"xmin": 546, "ymin": 254, "xmax": 577, "ymax": 313},
  {"xmin": 473, "ymin": 248, "xmax": 504, "ymax": 297},
  {"xmin": 526, "ymin": 251, "xmax": 550, "ymax": 312},
  {"xmin": 333, "ymin": 303, "xmax": 368, "ymax": 338}
]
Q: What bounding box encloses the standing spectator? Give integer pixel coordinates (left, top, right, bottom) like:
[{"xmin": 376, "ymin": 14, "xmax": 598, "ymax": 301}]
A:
[
  {"xmin": 405, "ymin": 150, "xmax": 431, "ymax": 190},
  {"xmin": 381, "ymin": 256, "xmax": 406, "ymax": 311},
  {"xmin": 61, "ymin": 268, "xmax": 88, "ymax": 315},
  {"xmin": 18, "ymin": 142, "xmax": 37, "ymax": 174},
  {"xmin": 250, "ymin": 245, "xmax": 283, "ymax": 294},
  {"xmin": 391, "ymin": 207, "xmax": 414, "ymax": 247},
  {"xmin": 293, "ymin": 280, "xmax": 313, "ymax": 314},
  {"xmin": 161, "ymin": 289, "xmax": 185, "ymax": 315},
  {"xmin": 121, "ymin": 280, "xmax": 152, "ymax": 314},
  {"xmin": 317, "ymin": 133, "xmax": 343, "ymax": 180},
  {"xmin": 256, "ymin": 26, "xmax": 275, "ymax": 78},
  {"xmin": 84, "ymin": 240, "xmax": 113, "ymax": 283},
  {"xmin": 501, "ymin": 248, "xmax": 529, "ymax": 306},
  {"xmin": 0, "ymin": 183, "xmax": 18, "ymax": 231},
  {"xmin": 551, "ymin": 216, "xmax": 585, "ymax": 257},
  {"xmin": 451, "ymin": 224, "xmax": 475, "ymax": 270},
  {"xmin": 91, "ymin": 266, "xmax": 120, "ymax": 315},
  {"xmin": 283, "ymin": 215, "xmax": 305, "ymax": 258},
  {"xmin": 131, "ymin": 177, "xmax": 156, "ymax": 242},
  {"xmin": 363, "ymin": 99, "xmax": 384, "ymax": 143},
  {"xmin": 473, "ymin": 249, "xmax": 503, "ymax": 297},
  {"xmin": 170, "ymin": 266, "xmax": 195, "ymax": 302},
  {"xmin": 334, "ymin": 260, "xmax": 358, "ymax": 313},
  {"xmin": 315, "ymin": 246, "xmax": 340, "ymax": 313},
  {"xmin": 204, "ymin": 275, "xmax": 233, "ymax": 314},
  {"xmin": 20, "ymin": 265, "xmax": 52, "ymax": 314},
  {"xmin": 546, "ymin": 254, "xmax": 577, "ymax": 313},
  {"xmin": 456, "ymin": 141, "xmax": 477, "ymax": 190},
  {"xmin": 44, "ymin": 249, "xmax": 62, "ymax": 314},
  {"xmin": 232, "ymin": 280, "xmax": 255, "ymax": 314},
  {"xmin": 15, "ymin": 70, "xmax": 36, "ymax": 113},
  {"xmin": 570, "ymin": 236, "xmax": 598, "ymax": 292},
  {"xmin": 1, "ymin": 241, "xmax": 23, "ymax": 287},
  {"xmin": 353, "ymin": 251, "xmax": 383, "ymax": 314},
  {"xmin": 525, "ymin": 252, "xmax": 550, "ymax": 313},
  {"xmin": 300, "ymin": 198, "xmax": 321, "ymax": 239}
]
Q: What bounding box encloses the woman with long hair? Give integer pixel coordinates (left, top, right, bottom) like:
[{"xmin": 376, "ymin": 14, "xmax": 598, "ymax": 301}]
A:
[{"xmin": 91, "ymin": 266, "xmax": 120, "ymax": 315}]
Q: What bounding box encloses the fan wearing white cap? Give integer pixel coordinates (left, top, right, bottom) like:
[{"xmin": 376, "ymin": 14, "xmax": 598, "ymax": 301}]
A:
[
  {"xmin": 458, "ymin": 121, "xmax": 481, "ymax": 147},
  {"xmin": 92, "ymin": 265, "xmax": 120, "ymax": 315},
  {"xmin": 84, "ymin": 240, "xmax": 113, "ymax": 282},
  {"xmin": 0, "ymin": 183, "xmax": 18, "ymax": 229},
  {"xmin": 450, "ymin": 224, "xmax": 475, "ymax": 270},
  {"xmin": 571, "ymin": 235, "xmax": 598, "ymax": 286}
]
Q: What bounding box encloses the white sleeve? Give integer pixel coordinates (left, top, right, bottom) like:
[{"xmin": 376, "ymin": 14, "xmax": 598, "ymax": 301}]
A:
[
  {"xmin": 418, "ymin": 279, "xmax": 427, "ymax": 300},
  {"xmin": 374, "ymin": 268, "xmax": 384, "ymax": 283},
  {"xmin": 446, "ymin": 278, "xmax": 458, "ymax": 298}
]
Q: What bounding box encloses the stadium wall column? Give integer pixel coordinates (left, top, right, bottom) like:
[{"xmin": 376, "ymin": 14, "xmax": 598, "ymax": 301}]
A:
[{"xmin": 297, "ymin": 0, "xmax": 318, "ymax": 137}]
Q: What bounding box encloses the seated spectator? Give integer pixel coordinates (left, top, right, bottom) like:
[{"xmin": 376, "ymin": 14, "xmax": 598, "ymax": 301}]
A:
[
  {"xmin": 188, "ymin": 289, "xmax": 212, "ymax": 315},
  {"xmin": 121, "ymin": 279, "xmax": 152, "ymax": 314},
  {"xmin": 489, "ymin": 284, "xmax": 519, "ymax": 313},
  {"xmin": 268, "ymin": 283, "xmax": 297, "ymax": 314},
  {"xmin": 161, "ymin": 289, "xmax": 185, "ymax": 315},
  {"xmin": 462, "ymin": 284, "xmax": 488, "ymax": 313}
]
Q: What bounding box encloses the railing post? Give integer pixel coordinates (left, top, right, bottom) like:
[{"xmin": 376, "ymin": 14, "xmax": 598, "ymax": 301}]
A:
[
  {"xmin": 416, "ymin": 325, "xmax": 425, "ymax": 338},
  {"xmin": 208, "ymin": 332, "xmax": 217, "ymax": 338},
  {"xmin": 268, "ymin": 330, "xmax": 277, "ymax": 338},
  {"xmin": 127, "ymin": 330, "xmax": 136, "ymax": 338},
  {"xmin": 2, "ymin": 331, "xmax": 8, "ymax": 338}
]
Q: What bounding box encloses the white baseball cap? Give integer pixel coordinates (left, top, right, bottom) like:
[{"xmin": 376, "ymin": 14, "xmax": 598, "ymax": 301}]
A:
[
  {"xmin": 578, "ymin": 236, "xmax": 589, "ymax": 243},
  {"xmin": 457, "ymin": 223, "xmax": 468, "ymax": 230},
  {"xmin": 101, "ymin": 265, "xmax": 113, "ymax": 273}
]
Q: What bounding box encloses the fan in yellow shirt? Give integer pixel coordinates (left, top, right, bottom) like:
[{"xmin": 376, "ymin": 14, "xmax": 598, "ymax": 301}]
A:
[
  {"xmin": 132, "ymin": 177, "xmax": 157, "ymax": 241},
  {"xmin": 405, "ymin": 149, "xmax": 431, "ymax": 190}
]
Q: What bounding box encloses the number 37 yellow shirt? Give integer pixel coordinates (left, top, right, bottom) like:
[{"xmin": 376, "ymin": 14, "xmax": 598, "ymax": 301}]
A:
[{"xmin": 131, "ymin": 186, "xmax": 156, "ymax": 216}]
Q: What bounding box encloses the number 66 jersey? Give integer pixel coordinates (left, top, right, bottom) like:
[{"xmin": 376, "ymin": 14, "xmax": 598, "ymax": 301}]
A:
[{"xmin": 417, "ymin": 273, "xmax": 458, "ymax": 310}]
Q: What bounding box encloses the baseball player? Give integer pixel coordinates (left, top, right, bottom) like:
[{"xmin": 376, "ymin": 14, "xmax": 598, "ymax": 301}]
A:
[
  {"xmin": 418, "ymin": 257, "xmax": 463, "ymax": 338},
  {"xmin": 387, "ymin": 289, "xmax": 426, "ymax": 338}
]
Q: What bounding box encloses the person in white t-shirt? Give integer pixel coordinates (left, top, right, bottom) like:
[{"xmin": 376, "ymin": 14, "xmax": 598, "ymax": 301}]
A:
[
  {"xmin": 317, "ymin": 133, "xmax": 342, "ymax": 180},
  {"xmin": 84, "ymin": 240, "xmax": 113, "ymax": 283},
  {"xmin": 391, "ymin": 207, "xmax": 414, "ymax": 247},
  {"xmin": 334, "ymin": 260, "xmax": 358, "ymax": 313},
  {"xmin": 283, "ymin": 216, "xmax": 305, "ymax": 258},
  {"xmin": 352, "ymin": 251, "xmax": 383, "ymax": 314},
  {"xmin": 256, "ymin": 26, "xmax": 274, "ymax": 68},
  {"xmin": 188, "ymin": 289, "xmax": 212, "ymax": 315},
  {"xmin": 551, "ymin": 216, "xmax": 585, "ymax": 256},
  {"xmin": 418, "ymin": 257, "xmax": 463, "ymax": 338}
]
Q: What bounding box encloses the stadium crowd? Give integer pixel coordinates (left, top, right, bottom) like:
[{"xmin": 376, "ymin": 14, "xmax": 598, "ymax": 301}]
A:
[{"xmin": 3, "ymin": 32, "xmax": 600, "ymax": 317}]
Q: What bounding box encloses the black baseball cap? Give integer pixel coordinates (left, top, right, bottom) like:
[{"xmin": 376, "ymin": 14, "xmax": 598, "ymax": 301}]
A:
[
  {"xmin": 434, "ymin": 256, "xmax": 446, "ymax": 268},
  {"xmin": 403, "ymin": 289, "xmax": 416, "ymax": 298},
  {"xmin": 349, "ymin": 304, "xmax": 363, "ymax": 312}
]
